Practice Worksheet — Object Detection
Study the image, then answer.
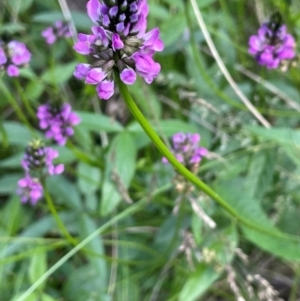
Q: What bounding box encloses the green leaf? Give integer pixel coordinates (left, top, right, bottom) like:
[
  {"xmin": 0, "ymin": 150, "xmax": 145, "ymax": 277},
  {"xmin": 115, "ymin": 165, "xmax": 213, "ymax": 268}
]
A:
[
  {"xmin": 79, "ymin": 214, "xmax": 107, "ymax": 287},
  {"xmin": 1, "ymin": 122, "xmax": 40, "ymax": 146},
  {"xmin": 247, "ymin": 126, "xmax": 300, "ymax": 146},
  {"xmin": 46, "ymin": 176, "xmax": 82, "ymax": 210},
  {"xmin": 41, "ymin": 62, "xmax": 77, "ymax": 85},
  {"xmin": 0, "ymin": 23, "xmax": 26, "ymax": 34},
  {"xmin": 7, "ymin": 0, "xmax": 33, "ymax": 13},
  {"xmin": 77, "ymin": 162, "xmax": 101, "ymax": 196},
  {"xmin": 28, "ymin": 251, "xmax": 47, "ymax": 289},
  {"xmin": 0, "ymin": 153, "xmax": 23, "ymax": 169},
  {"xmin": 214, "ymin": 179, "xmax": 300, "ymax": 262},
  {"xmin": 179, "ymin": 264, "xmax": 219, "ymax": 301},
  {"xmin": 0, "ymin": 196, "xmax": 22, "ymax": 236},
  {"xmin": 77, "ymin": 111, "xmax": 124, "ymax": 133},
  {"xmin": 63, "ymin": 265, "xmax": 110, "ymax": 301},
  {"xmin": 101, "ymin": 132, "xmax": 137, "ymax": 215},
  {"xmin": 160, "ymin": 13, "xmax": 186, "ymax": 47},
  {"xmin": 0, "ymin": 174, "xmax": 22, "ymax": 194},
  {"xmin": 244, "ymin": 149, "xmax": 275, "ymax": 200}
]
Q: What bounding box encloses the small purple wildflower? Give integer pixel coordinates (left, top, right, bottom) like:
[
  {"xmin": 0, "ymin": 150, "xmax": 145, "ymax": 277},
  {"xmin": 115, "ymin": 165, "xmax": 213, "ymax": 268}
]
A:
[
  {"xmin": 41, "ymin": 21, "xmax": 72, "ymax": 45},
  {"xmin": 21, "ymin": 140, "xmax": 64, "ymax": 176},
  {"xmin": 162, "ymin": 133, "xmax": 207, "ymax": 171},
  {"xmin": 73, "ymin": 0, "xmax": 164, "ymax": 100},
  {"xmin": 0, "ymin": 39, "xmax": 31, "ymax": 77},
  {"xmin": 17, "ymin": 140, "xmax": 64, "ymax": 205},
  {"xmin": 37, "ymin": 103, "xmax": 81, "ymax": 145},
  {"xmin": 248, "ymin": 14, "xmax": 296, "ymax": 69},
  {"xmin": 17, "ymin": 175, "xmax": 44, "ymax": 205}
]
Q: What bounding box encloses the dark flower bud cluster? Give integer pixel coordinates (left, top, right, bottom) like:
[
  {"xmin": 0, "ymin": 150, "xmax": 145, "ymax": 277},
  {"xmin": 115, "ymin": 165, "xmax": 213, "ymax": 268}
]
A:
[
  {"xmin": 41, "ymin": 20, "xmax": 72, "ymax": 45},
  {"xmin": 248, "ymin": 13, "xmax": 296, "ymax": 69},
  {"xmin": 0, "ymin": 37, "xmax": 31, "ymax": 77},
  {"xmin": 37, "ymin": 102, "xmax": 81, "ymax": 146},
  {"xmin": 17, "ymin": 140, "xmax": 64, "ymax": 205},
  {"xmin": 73, "ymin": 0, "xmax": 163, "ymax": 100},
  {"xmin": 162, "ymin": 133, "xmax": 208, "ymax": 172}
]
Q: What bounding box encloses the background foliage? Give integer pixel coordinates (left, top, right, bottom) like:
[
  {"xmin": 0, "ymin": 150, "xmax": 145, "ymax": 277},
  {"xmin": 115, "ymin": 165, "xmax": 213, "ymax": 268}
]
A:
[{"xmin": 1, "ymin": 0, "xmax": 300, "ymax": 300}]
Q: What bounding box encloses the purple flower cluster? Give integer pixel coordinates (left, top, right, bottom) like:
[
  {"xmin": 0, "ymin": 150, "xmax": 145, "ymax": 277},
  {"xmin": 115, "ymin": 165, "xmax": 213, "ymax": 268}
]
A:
[
  {"xmin": 162, "ymin": 133, "xmax": 207, "ymax": 170},
  {"xmin": 17, "ymin": 140, "xmax": 64, "ymax": 205},
  {"xmin": 248, "ymin": 23, "xmax": 296, "ymax": 69},
  {"xmin": 73, "ymin": 0, "xmax": 164, "ymax": 100},
  {"xmin": 17, "ymin": 176, "xmax": 44, "ymax": 205},
  {"xmin": 37, "ymin": 103, "xmax": 81, "ymax": 145},
  {"xmin": 0, "ymin": 40, "xmax": 31, "ymax": 77},
  {"xmin": 41, "ymin": 21, "xmax": 72, "ymax": 44}
]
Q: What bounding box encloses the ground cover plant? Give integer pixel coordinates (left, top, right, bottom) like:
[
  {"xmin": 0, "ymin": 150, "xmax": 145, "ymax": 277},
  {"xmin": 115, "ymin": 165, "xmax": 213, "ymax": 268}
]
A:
[{"xmin": 0, "ymin": 0, "xmax": 300, "ymax": 300}]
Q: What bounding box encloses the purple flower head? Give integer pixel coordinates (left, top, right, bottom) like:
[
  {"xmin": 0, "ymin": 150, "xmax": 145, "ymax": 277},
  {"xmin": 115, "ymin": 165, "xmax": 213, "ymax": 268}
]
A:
[
  {"xmin": 0, "ymin": 39, "xmax": 31, "ymax": 77},
  {"xmin": 42, "ymin": 21, "xmax": 71, "ymax": 45},
  {"xmin": 87, "ymin": 0, "xmax": 149, "ymax": 36},
  {"xmin": 74, "ymin": 0, "xmax": 164, "ymax": 100},
  {"xmin": 8, "ymin": 41, "xmax": 31, "ymax": 65},
  {"xmin": 21, "ymin": 140, "xmax": 64, "ymax": 175},
  {"xmin": 162, "ymin": 133, "xmax": 207, "ymax": 171},
  {"xmin": 17, "ymin": 175, "xmax": 44, "ymax": 205},
  {"xmin": 248, "ymin": 14, "xmax": 296, "ymax": 69},
  {"xmin": 37, "ymin": 102, "xmax": 81, "ymax": 145}
]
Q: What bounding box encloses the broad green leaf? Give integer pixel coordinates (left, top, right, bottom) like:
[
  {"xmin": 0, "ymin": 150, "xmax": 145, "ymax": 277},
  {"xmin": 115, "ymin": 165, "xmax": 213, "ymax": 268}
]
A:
[
  {"xmin": 160, "ymin": 13, "xmax": 186, "ymax": 47},
  {"xmin": 77, "ymin": 111, "xmax": 124, "ymax": 133},
  {"xmin": 0, "ymin": 23, "xmax": 26, "ymax": 33},
  {"xmin": 0, "ymin": 196, "xmax": 22, "ymax": 236},
  {"xmin": 1, "ymin": 211, "xmax": 79, "ymax": 259},
  {"xmin": 148, "ymin": 4, "xmax": 170, "ymax": 20},
  {"xmin": 28, "ymin": 251, "xmax": 47, "ymax": 289},
  {"xmin": 0, "ymin": 174, "xmax": 22, "ymax": 194},
  {"xmin": 25, "ymin": 81, "xmax": 44, "ymax": 101},
  {"xmin": 0, "ymin": 153, "xmax": 23, "ymax": 169},
  {"xmin": 244, "ymin": 149, "xmax": 275, "ymax": 200},
  {"xmin": 247, "ymin": 126, "xmax": 300, "ymax": 146},
  {"xmin": 8, "ymin": 0, "xmax": 33, "ymax": 13},
  {"xmin": 101, "ymin": 132, "xmax": 136, "ymax": 215},
  {"xmin": 63, "ymin": 265, "xmax": 110, "ymax": 301},
  {"xmin": 179, "ymin": 264, "xmax": 219, "ymax": 301},
  {"xmin": 77, "ymin": 162, "xmax": 101, "ymax": 196},
  {"xmin": 1, "ymin": 122, "xmax": 40, "ymax": 146},
  {"xmin": 214, "ymin": 178, "xmax": 300, "ymax": 261},
  {"xmin": 47, "ymin": 176, "xmax": 82, "ymax": 210},
  {"xmin": 79, "ymin": 215, "xmax": 107, "ymax": 286},
  {"xmin": 41, "ymin": 62, "xmax": 77, "ymax": 85}
]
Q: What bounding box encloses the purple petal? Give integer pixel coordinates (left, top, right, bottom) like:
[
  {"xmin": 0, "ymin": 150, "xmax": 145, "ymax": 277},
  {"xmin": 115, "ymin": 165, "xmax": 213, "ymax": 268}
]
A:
[
  {"xmin": 87, "ymin": 0, "xmax": 101, "ymax": 23},
  {"xmin": 112, "ymin": 33, "xmax": 124, "ymax": 50},
  {"xmin": 85, "ymin": 68, "xmax": 106, "ymax": 85},
  {"xmin": 120, "ymin": 68, "xmax": 137, "ymax": 85},
  {"xmin": 96, "ymin": 80, "xmax": 114, "ymax": 100},
  {"xmin": 74, "ymin": 63, "xmax": 90, "ymax": 80},
  {"xmin": 7, "ymin": 65, "xmax": 19, "ymax": 77}
]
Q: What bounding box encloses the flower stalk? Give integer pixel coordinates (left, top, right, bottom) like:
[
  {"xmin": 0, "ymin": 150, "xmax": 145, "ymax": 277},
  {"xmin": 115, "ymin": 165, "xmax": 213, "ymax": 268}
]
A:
[{"xmin": 116, "ymin": 73, "xmax": 300, "ymax": 242}]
